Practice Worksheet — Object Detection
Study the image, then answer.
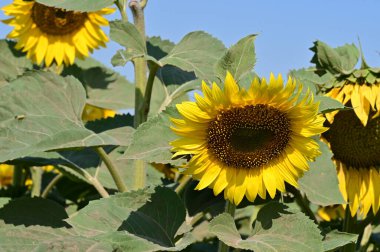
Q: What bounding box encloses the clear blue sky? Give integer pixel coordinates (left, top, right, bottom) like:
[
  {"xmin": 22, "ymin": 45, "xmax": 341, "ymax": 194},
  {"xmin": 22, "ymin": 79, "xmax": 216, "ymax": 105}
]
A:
[{"xmin": 1, "ymin": 0, "xmax": 379, "ymax": 80}]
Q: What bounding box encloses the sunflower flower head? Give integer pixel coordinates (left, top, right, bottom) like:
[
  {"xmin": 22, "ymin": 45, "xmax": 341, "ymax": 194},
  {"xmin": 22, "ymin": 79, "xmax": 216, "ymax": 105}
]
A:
[
  {"xmin": 2, "ymin": 0, "xmax": 114, "ymax": 67},
  {"xmin": 311, "ymin": 41, "xmax": 380, "ymax": 217},
  {"xmin": 170, "ymin": 72, "xmax": 327, "ymax": 205}
]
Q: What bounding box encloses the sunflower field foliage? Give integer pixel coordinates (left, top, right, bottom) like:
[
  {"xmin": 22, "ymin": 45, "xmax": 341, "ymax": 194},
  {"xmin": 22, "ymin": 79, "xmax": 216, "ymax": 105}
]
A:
[{"xmin": 1, "ymin": 1, "xmax": 380, "ymax": 251}]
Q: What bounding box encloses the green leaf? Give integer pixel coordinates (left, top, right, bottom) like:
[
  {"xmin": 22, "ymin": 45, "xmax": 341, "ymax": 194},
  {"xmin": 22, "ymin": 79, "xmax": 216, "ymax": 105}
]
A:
[
  {"xmin": 289, "ymin": 68, "xmax": 335, "ymax": 92},
  {"xmin": 63, "ymin": 57, "xmax": 135, "ymax": 110},
  {"xmin": 68, "ymin": 187, "xmax": 192, "ymax": 251},
  {"xmin": 299, "ymin": 140, "xmax": 345, "ymax": 206},
  {"xmin": 110, "ymin": 20, "xmax": 146, "ymax": 54},
  {"xmin": 322, "ymin": 230, "xmax": 358, "ymax": 252},
  {"xmin": 0, "ymin": 71, "xmax": 133, "ymax": 163},
  {"xmin": 216, "ymin": 35, "xmax": 257, "ymax": 82},
  {"xmin": 35, "ymin": 0, "xmax": 114, "ymax": 12},
  {"xmin": 0, "ymin": 226, "xmax": 112, "ymax": 251},
  {"xmin": 311, "ymin": 41, "xmax": 357, "ymax": 75},
  {"xmin": 67, "ymin": 188, "xmax": 154, "ymax": 236},
  {"xmin": 316, "ymin": 95, "xmax": 347, "ymax": 114},
  {"xmin": 118, "ymin": 187, "xmax": 186, "ymax": 247},
  {"xmin": 210, "ymin": 203, "xmax": 323, "ymax": 252},
  {"xmin": 183, "ymin": 181, "xmax": 225, "ymax": 217},
  {"xmin": 160, "ymin": 31, "xmax": 226, "ymax": 80},
  {"xmin": 147, "ymin": 36, "xmax": 175, "ymax": 60},
  {"xmin": 0, "ymin": 197, "xmax": 69, "ymax": 228},
  {"xmin": 335, "ymin": 43, "xmax": 360, "ymax": 73},
  {"xmin": 121, "ymin": 107, "xmax": 186, "ymax": 165},
  {"xmin": 0, "ymin": 40, "xmax": 33, "ymax": 85}
]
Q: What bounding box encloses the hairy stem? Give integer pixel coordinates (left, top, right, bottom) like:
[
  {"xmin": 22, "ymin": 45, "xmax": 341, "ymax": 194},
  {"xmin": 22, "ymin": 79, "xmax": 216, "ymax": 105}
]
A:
[
  {"xmin": 130, "ymin": 0, "xmax": 148, "ymax": 189},
  {"xmin": 341, "ymin": 207, "xmax": 357, "ymax": 252},
  {"xmin": 95, "ymin": 147, "xmax": 128, "ymax": 192},
  {"xmin": 115, "ymin": 0, "xmax": 129, "ymax": 22},
  {"xmin": 30, "ymin": 167, "xmax": 42, "ymax": 197},
  {"xmin": 41, "ymin": 173, "xmax": 64, "ymax": 198},
  {"xmin": 218, "ymin": 200, "xmax": 236, "ymax": 252},
  {"xmin": 175, "ymin": 175, "xmax": 191, "ymax": 194},
  {"xmin": 84, "ymin": 172, "xmax": 110, "ymax": 198}
]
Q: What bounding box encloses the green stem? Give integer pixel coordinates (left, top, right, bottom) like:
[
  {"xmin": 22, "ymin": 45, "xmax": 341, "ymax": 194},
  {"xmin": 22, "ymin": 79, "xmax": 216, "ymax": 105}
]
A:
[
  {"xmin": 12, "ymin": 165, "xmax": 24, "ymax": 187},
  {"xmin": 175, "ymin": 175, "xmax": 191, "ymax": 194},
  {"xmin": 142, "ymin": 64, "xmax": 159, "ymax": 121},
  {"xmin": 341, "ymin": 207, "xmax": 356, "ymax": 252},
  {"xmin": 294, "ymin": 190, "xmax": 318, "ymax": 224},
  {"xmin": 30, "ymin": 167, "xmax": 42, "ymax": 197},
  {"xmin": 130, "ymin": 0, "xmax": 147, "ymax": 189},
  {"xmin": 115, "ymin": 0, "xmax": 129, "ymax": 22},
  {"xmin": 95, "ymin": 147, "xmax": 128, "ymax": 192},
  {"xmin": 218, "ymin": 200, "xmax": 236, "ymax": 252},
  {"xmin": 41, "ymin": 173, "xmax": 63, "ymax": 198},
  {"xmin": 84, "ymin": 172, "xmax": 110, "ymax": 198}
]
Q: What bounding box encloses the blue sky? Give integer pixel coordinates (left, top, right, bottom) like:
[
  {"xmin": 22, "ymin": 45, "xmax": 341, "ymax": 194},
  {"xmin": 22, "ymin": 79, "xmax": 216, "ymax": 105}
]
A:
[{"xmin": 1, "ymin": 0, "xmax": 380, "ymax": 80}]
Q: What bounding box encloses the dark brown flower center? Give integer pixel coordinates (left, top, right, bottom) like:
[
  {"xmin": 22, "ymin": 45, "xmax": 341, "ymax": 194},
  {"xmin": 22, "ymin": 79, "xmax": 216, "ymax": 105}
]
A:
[
  {"xmin": 207, "ymin": 104, "xmax": 291, "ymax": 169},
  {"xmin": 31, "ymin": 2, "xmax": 87, "ymax": 35},
  {"xmin": 323, "ymin": 108, "xmax": 380, "ymax": 169}
]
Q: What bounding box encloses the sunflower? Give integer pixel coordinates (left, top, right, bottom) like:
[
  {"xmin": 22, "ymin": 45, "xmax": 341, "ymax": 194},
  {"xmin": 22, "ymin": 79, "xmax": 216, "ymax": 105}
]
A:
[
  {"xmin": 2, "ymin": 0, "xmax": 114, "ymax": 67},
  {"xmin": 317, "ymin": 205, "xmax": 345, "ymax": 221},
  {"xmin": 170, "ymin": 72, "xmax": 327, "ymax": 205},
  {"xmin": 325, "ymin": 82, "xmax": 380, "ymax": 126},
  {"xmin": 323, "ymin": 87, "xmax": 380, "ymax": 217}
]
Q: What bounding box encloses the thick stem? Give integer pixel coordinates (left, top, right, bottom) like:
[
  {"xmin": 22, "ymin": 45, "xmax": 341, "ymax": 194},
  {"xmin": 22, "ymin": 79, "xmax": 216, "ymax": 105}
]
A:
[
  {"xmin": 84, "ymin": 172, "xmax": 110, "ymax": 198},
  {"xmin": 30, "ymin": 167, "xmax": 42, "ymax": 197},
  {"xmin": 294, "ymin": 190, "xmax": 318, "ymax": 224},
  {"xmin": 41, "ymin": 173, "xmax": 63, "ymax": 198},
  {"xmin": 115, "ymin": 0, "xmax": 129, "ymax": 22},
  {"xmin": 130, "ymin": 0, "xmax": 148, "ymax": 189},
  {"xmin": 218, "ymin": 200, "xmax": 236, "ymax": 252},
  {"xmin": 95, "ymin": 147, "xmax": 128, "ymax": 192},
  {"xmin": 142, "ymin": 64, "xmax": 159, "ymax": 121},
  {"xmin": 175, "ymin": 175, "xmax": 191, "ymax": 194},
  {"xmin": 341, "ymin": 207, "xmax": 357, "ymax": 252},
  {"xmin": 133, "ymin": 160, "xmax": 146, "ymax": 189}
]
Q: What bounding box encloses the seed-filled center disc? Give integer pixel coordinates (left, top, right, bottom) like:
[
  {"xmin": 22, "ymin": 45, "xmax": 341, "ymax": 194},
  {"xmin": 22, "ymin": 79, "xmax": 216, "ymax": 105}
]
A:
[
  {"xmin": 323, "ymin": 109, "xmax": 380, "ymax": 169},
  {"xmin": 207, "ymin": 104, "xmax": 291, "ymax": 169},
  {"xmin": 32, "ymin": 3, "xmax": 87, "ymax": 35}
]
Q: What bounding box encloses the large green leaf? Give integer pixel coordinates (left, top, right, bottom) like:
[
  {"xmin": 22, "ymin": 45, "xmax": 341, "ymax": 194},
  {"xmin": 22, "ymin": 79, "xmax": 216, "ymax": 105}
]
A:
[
  {"xmin": 63, "ymin": 57, "xmax": 135, "ymax": 110},
  {"xmin": 35, "ymin": 0, "xmax": 114, "ymax": 12},
  {"xmin": 322, "ymin": 230, "xmax": 358, "ymax": 252},
  {"xmin": 0, "ymin": 197, "xmax": 68, "ymax": 228},
  {"xmin": 0, "ymin": 40, "xmax": 33, "ymax": 85},
  {"xmin": 315, "ymin": 95, "xmax": 347, "ymax": 114},
  {"xmin": 288, "ymin": 68, "xmax": 335, "ymax": 92},
  {"xmin": 216, "ymin": 35, "xmax": 257, "ymax": 82},
  {"xmin": 68, "ymin": 187, "xmax": 193, "ymax": 251},
  {"xmin": 121, "ymin": 107, "xmax": 186, "ymax": 165},
  {"xmin": 310, "ymin": 41, "xmax": 358, "ymax": 76},
  {"xmin": 110, "ymin": 21, "xmax": 160, "ymax": 66},
  {"xmin": 0, "ymin": 71, "xmax": 133, "ymax": 163},
  {"xmin": 0, "ymin": 226, "xmax": 112, "ymax": 251},
  {"xmin": 210, "ymin": 203, "xmax": 323, "ymax": 252},
  {"xmin": 147, "ymin": 36, "xmax": 175, "ymax": 60},
  {"xmin": 299, "ymin": 140, "xmax": 345, "ymax": 206},
  {"xmin": 67, "ymin": 188, "xmax": 153, "ymax": 236},
  {"xmin": 110, "ymin": 21, "xmax": 146, "ymax": 54},
  {"xmin": 160, "ymin": 31, "xmax": 226, "ymax": 80}
]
